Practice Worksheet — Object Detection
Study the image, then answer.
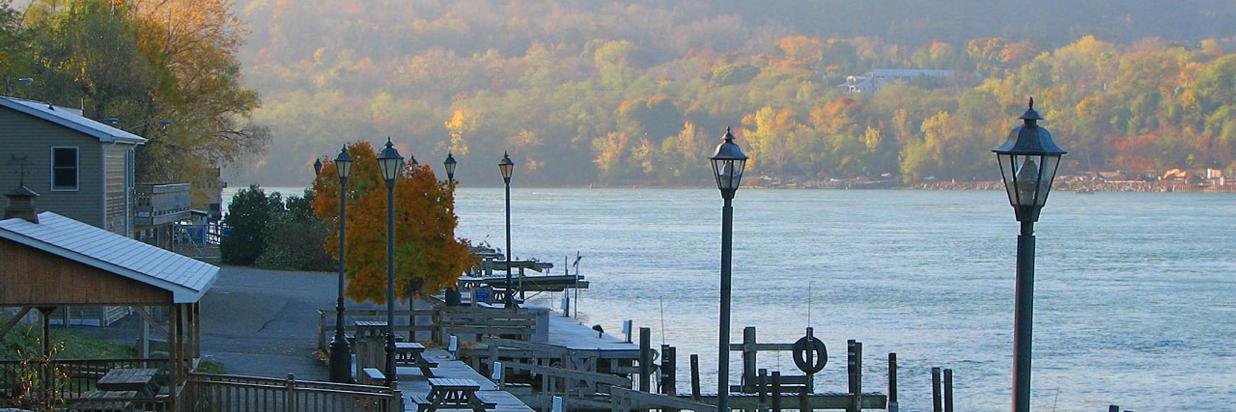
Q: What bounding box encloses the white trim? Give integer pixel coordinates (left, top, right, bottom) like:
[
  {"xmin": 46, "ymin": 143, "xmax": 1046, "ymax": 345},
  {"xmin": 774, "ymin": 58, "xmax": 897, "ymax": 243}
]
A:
[
  {"xmin": 49, "ymin": 146, "xmax": 79, "ymax": 192},
  {"xmin": 0, "ymin": 228, "xmax": 211, "ymax": 303}
]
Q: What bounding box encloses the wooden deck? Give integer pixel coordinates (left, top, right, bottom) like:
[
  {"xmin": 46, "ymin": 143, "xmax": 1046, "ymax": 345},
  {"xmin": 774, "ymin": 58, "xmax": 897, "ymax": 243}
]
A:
[
  {"xmin": 545, "ymin": 314, "xmax": 640, "ymax": 356},
  {"xmin": 396, "ymin": 349, "xmax": 534, "ymax": 412}
]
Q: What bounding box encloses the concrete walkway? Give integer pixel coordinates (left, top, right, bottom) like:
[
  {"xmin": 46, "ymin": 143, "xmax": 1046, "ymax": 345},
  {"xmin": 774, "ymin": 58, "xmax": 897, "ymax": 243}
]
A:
[{"xmin": 71, "ymin": 266, "xmax": 377, "ymax": 380}]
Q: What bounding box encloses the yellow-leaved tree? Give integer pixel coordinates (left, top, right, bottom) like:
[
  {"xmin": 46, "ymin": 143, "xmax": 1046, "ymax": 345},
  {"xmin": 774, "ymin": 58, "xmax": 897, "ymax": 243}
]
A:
[{"xmin": 312, "ymin": 142, "xmax": 475, "ymax": 304}]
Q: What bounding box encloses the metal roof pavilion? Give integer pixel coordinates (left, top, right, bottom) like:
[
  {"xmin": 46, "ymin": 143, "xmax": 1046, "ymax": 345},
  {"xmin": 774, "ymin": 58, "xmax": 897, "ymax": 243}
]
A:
[{"xmin": 0, "ymin": 211, "xmax": 216, "ymax": 303}]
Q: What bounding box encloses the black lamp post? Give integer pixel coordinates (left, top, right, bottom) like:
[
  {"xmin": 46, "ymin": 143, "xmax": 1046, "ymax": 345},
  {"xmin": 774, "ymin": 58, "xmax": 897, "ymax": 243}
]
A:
[
  {"xmin": 709, "ymin": 127, "xmax": 747, "ymax": 412},
  {"xmin": 442, "ymin": 151, "xmax": 461, "ymax": 306},
  {"xmin": 329, "ymin": 146, "xmax": 354, "ymax": 383},
  {"xmin": 993, "ymin": 98, "xmax": 1066, "ymax": 412},
  {"xmin": 498, "ymin": 152, "xmax": 515, "ymax": 308},
  {"xmin": 444, "ymin": 152, "xmax": 457, "ymax": 182},
  {"xmin": 377, "ymin": 138, "xmax": 405, "ymax": 386}
]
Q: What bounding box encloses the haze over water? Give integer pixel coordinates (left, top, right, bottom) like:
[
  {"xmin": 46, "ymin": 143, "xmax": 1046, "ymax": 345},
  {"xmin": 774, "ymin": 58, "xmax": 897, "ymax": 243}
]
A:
[{"xmin": 234, "ymin": 187, "xmax": 1236, "ymax": 411}]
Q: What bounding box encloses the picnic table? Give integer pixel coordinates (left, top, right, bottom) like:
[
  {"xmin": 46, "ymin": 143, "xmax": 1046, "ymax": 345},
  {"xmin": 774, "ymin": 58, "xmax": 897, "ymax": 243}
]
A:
[
  {"xmin": 96, "ymin": 368, "xmax": 158, "ymax": 397},
  {"xmin": 354, "ymin": 320, "xmax": 389, "ymax": 339},
  {"xmin": 410, "ymin": 378, "xmax": 495, "ymax": 412},
  {"xmin": 394, "ymin": 341, "xmax": 438, "ymax": 378},
  {"xmin": 73, "ymin": 390, "xmax": 138, "ymax": 412}
]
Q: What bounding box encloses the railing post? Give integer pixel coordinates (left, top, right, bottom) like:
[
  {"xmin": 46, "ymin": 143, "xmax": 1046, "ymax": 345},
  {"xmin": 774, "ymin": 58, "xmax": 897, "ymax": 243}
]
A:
[
  {"xmin": 690, "ymin": 354, "xmax": 701, "ymax": 401},
  {"xmin": 390, "ymin": 387, "xmax": 404, "ymax": 412},
  {"xmin": 286, "ymin": 373, "xmax": 296, "ymax": 411}
]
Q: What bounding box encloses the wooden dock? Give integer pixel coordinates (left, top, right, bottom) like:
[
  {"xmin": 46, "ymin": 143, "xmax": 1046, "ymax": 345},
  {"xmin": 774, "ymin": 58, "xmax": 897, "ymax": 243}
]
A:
[{"xmin": 395, "ymin": 349, "xmax": 534, "ymax": 412}]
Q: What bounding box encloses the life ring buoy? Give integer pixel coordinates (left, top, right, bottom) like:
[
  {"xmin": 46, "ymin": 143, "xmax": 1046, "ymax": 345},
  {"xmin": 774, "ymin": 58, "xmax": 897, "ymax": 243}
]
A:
[{"xmin": 792, "ymin": 336, "xmax": 827, "ymax": 374}]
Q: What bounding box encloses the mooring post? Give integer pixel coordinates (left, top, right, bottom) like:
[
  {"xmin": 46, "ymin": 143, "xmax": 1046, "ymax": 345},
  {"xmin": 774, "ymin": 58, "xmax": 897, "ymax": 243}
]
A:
[
  {"xmin": 743, "ymin": 326, "xmax": 757, "ymax": 390},
  {"xmin": 690, "ymin": 354, "xmax": 701, "ymax": 400},
  {"xmin": 667, "ymin": 346, "xmax": 678, "ymax": 395},
  {"xmin": 1108, "ymin": 406, "xmax": 1119, "ymax": 412},
  {"xmin": 887, "ymin": 353, "xmax": 898, "ymax": 412},
  {"xmin": 639, "ymin": 327, "xmax": 652, "ymax": 392},
  {"xmin": 853, "ymin": 342, "xmax": 863, "ymax": 412},
  {"xmin": 624, "ymin": 320, "xmax": 633, "ymax": 343},
  {"xmin": 805, "ymin": 327, "xmax": 816, "ymax": 391},
  {"xmin": 931, "ymin": 367, "xmax": 942, "ymax": 412},
  {"xmin": 771, "ymin": 371, "xmax": 782, "ymax": 412},
  {"xmin": 943, "ymin": 369, "xmax": 954, "ymax": 412},
  {"xmin": 846, "ymin": 340, "xmax": 857, "ymax": 412}
]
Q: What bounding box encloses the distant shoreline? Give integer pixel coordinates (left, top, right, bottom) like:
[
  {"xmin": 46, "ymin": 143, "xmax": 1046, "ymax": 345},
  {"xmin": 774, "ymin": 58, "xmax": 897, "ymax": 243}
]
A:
[{"xmin": 236, "ymin": 180, "xmax": 1236, "ymax": 193}]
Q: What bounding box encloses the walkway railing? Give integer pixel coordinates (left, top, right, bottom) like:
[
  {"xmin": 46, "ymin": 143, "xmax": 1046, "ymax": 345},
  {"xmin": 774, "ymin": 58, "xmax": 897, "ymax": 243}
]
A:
[{"xmin": 183, "ymin": 372, "xmax": 402, "ymax": 412}]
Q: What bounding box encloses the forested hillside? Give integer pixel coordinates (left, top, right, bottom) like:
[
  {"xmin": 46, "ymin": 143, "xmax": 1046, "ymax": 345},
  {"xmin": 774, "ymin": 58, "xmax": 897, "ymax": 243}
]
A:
[{"xmin": 232, "ymin": 0, "xmax": 1236, "ymax": 186}]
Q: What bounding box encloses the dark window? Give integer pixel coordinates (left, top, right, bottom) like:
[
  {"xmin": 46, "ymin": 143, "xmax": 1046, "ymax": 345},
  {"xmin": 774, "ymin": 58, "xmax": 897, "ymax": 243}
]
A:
[{"xmin": 52, "ymin": 147, "xmax": 78, "ymax": 190}]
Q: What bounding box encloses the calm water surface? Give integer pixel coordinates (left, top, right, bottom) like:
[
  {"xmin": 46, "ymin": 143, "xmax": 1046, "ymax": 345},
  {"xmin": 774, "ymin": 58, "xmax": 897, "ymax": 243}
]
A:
[{"xmin": 233, "ymin": 188, "xmax": 1236, "ymax": 411}]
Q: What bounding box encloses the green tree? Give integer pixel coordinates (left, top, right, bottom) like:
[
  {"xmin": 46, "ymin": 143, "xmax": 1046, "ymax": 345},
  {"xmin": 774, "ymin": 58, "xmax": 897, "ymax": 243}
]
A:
[{"xmin": 220, "ymin": 185, "xmax": 276, "ymax": 265}]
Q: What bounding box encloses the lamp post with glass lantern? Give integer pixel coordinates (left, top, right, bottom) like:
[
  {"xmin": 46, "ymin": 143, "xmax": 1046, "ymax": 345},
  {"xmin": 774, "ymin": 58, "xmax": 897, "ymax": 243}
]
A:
[
  {"xmin": 328, "ymin": 146, "xmax": 354, "ymax": 382},
  {"xmin": 444, "ymin": 152, "xmax": 457, "ymax": 182},
  {"xmin": 376, "ymin": 138, "xmax": 405, "ymax": 386},
  {"xmin": 993, "ymin": 98, "xmax": 1066, "ymax": 412},
  {"xmin": 709, "ymin": 127, "xmax": 747, "ymax": 412},
  {"xmin": 498, "ymin": 152, "xmax": 515, "ymax": 308}
]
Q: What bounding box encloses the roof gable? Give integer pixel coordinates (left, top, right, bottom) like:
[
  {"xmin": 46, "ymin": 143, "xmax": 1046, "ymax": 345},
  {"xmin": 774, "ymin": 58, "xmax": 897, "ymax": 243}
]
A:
[
  {"xmin": 0, "ymin": 212, "xmax": 216, "ymax": 303},
  {"xmin": 0, "ymin": 96, "xmax": 147, "ymax": 145}
]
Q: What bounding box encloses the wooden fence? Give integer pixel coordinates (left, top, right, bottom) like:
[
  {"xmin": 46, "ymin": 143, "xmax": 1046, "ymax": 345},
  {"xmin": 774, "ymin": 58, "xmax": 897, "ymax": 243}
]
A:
[
  {"xmin": 182, "ymin": 372, "xmax": 402, "ymax": 412},
  {"xmin": 317, "ymin": 306, "xmax": 537, "ymax": 351},
  {"xmin": 0, "ymin": 358, "xmax": 172, "ymax": 410}
]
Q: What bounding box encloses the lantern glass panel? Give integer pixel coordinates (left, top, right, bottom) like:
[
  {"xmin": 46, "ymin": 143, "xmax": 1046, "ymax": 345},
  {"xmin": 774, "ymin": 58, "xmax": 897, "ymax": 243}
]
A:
[
  {"xmin": 336, "ymin": 157, "xmax": 353, "ymax": 179},
  {"xmin": 711, "ymin": 158, "xmax": 746, "ymax": 191},
  {"xmin": 499, "ymin": 162, "xmax": 514, "ymax": 180},
  {"xmin": 1035, "ymin": 154, "xmax": 1060, "ymax": 206}
]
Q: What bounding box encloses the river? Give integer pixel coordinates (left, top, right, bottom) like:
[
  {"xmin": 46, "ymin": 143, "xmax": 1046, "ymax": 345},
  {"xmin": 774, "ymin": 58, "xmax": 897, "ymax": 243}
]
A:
[{"xmin": 228, "ymin": 187, "xmax": 1236, "ymax": 411}]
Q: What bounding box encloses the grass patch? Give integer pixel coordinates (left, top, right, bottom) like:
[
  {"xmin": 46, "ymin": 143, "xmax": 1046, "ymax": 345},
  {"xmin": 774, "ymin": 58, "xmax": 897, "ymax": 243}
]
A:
[
  {"xmin": 1, "ymin": 314, "xmax": 224, "ymax": 373},
  {"xmin": 1, "ymin": 322, "xmax": 134, "ymax": 360}
]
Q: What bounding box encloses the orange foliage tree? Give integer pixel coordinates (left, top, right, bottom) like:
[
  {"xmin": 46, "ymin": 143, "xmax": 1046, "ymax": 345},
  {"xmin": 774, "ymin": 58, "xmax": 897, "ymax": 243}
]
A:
[{"xmin": 312, "ymin": 142, "xmax": 475, "ymax": 304}]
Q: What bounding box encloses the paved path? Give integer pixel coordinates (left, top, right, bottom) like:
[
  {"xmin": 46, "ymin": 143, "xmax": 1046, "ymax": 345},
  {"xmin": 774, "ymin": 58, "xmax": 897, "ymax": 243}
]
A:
[{"xmin": 71, "ymin": 266, "xmax": 379, "ymax": 380}]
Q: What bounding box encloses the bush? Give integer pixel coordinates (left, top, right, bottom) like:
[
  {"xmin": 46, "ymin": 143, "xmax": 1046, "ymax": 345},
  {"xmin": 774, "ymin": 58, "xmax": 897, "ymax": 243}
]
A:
[
  {"xmin": 255, "ymin": 190, "xmax": 334, "ymax": 271},
  {"xmin": 219, "ymin": 185, "xmax": 275, "ymax": 265}
]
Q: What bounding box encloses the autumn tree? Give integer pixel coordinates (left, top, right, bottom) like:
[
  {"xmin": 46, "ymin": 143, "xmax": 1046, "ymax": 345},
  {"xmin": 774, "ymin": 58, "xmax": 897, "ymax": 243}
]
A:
[
  {"xmin": 312, "ymin": 142, "xmax": 474, "ymax": 304},
  {"xmin": 21, "ymin": 0, "xmax": 268, "ymax": 191}
]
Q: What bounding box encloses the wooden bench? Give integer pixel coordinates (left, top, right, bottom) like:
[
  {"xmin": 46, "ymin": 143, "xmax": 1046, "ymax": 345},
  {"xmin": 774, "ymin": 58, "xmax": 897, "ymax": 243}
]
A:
[
  {"xmin": 70, "ymin": 390, "xmax": 138, "ymax": 412},
  {"xmin": 362, "ymin": 367, "xmax": 387, "ymax": 385}
]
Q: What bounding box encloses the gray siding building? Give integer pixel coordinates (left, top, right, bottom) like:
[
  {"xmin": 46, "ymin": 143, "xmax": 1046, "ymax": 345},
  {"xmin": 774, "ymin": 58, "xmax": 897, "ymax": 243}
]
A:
[{"xmin": 0, "ymin": 96, "xmax": 146, "ymax": 237}]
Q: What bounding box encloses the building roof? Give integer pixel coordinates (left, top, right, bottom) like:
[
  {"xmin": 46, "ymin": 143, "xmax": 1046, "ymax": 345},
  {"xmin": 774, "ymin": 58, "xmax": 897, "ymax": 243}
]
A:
[
  {"xmin": 0, "ymin": 211, "xmax": 216, "ymax": 303},
  {"xmin": 0, "ymin": 96, "xmax": 148, "ymax": 145}
]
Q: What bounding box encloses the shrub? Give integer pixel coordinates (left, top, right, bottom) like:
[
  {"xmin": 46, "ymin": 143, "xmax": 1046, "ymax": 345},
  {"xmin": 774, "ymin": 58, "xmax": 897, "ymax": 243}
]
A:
[
  {"xmin": 220, "ymin": 185, "xmax": 275, "ymax": 265},
  {"xmin": 255, "ymin": 190, "xmax": 334, "ymax": 271}
]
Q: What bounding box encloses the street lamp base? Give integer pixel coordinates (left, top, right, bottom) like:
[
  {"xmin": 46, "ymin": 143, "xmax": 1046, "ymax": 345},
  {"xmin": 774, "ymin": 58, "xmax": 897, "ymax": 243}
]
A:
[{"xmin": 328, "ymin": 335, "xmax": 353, "ymax": 383}]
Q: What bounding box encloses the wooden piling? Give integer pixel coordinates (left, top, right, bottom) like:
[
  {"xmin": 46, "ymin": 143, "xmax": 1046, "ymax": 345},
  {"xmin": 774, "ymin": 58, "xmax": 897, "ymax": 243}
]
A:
[
  {"xmin": 887, "ymin": 352, "xmax": 898, "ymax": 411},
  {"xmin": 662, "ymin": 345, "xmax": 677, "ymax": 395},
  {"xmin": 743, "ymin": 326, "xmax": 758, "ymax": 390},
  {"xmin": 639, "ymin": 327, "xmax": 652, "ymax": 392},
  {"xmin": 690, "ymin": 354, "xmax": 701, "ymax": 400},
  {"xmin": 931, "ymin": 367, "xmax": 942, "ymax": 412},
  {"xmin": 943, "ymin": 369, "xmax": 954, "ymax": 412},
  {"xmin": 852, "ymin": 341, "xmax": 862, "ymax": 412},
  {"xmin": 846, "ymin": 340, "xmax": 856, "ymax": 412},
  {"xmin": 771, "ymin": 371, "xmax": 782, "ymax": 412}
]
